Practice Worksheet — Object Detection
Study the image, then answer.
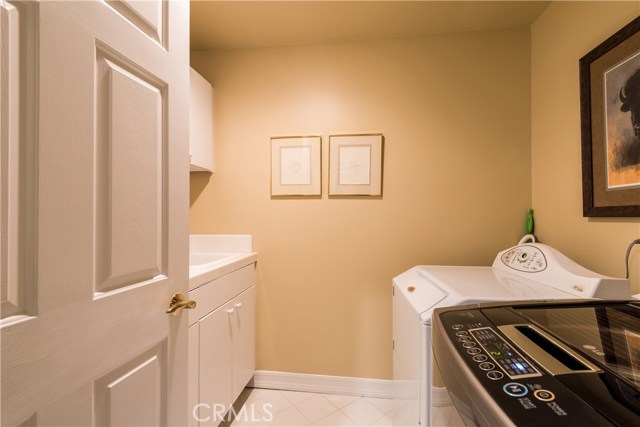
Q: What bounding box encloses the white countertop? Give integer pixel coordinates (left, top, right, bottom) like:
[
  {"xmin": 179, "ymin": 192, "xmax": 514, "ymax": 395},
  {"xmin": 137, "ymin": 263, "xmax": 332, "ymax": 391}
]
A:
[{"xmin": 189, "ymin": 234, "xmax": 257, "ymax": 290}]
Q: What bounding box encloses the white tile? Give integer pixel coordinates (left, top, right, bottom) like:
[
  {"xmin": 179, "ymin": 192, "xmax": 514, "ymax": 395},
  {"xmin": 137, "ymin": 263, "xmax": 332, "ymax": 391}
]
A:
[
  {"xmin": 391, "ymin": 411, "xmax": 416, "ymax": 427},
  {"xmin": 313, "ymin": 410, "xmax": 358, "ymax": 427},
  {"xmin": 280, "ymin": 390, "xmax": 318, "ymax": 405},
  {"xmin": 295, "ymin": 395, "xmax": 339, "ymax": 423},
  {"xmin": 249, "ymin": 390, "xmax": 294, "ymax": 415},
  {"xmin": 237, "ymin": 389, "xmax": 398, "ymax": 427},
  {"xmin": 245, "ymin": 388, "xmax": 276, "ymax": 402},
  {"xmin": 229, "ymin": 415, "xmax": 254, "ymax": 427},
  {"xmin": 321, "ymin": 394, "xmax": 360, "ymax": 409},
  {"xmin": 367, "ymin": 414, "xmax": 393, "ymax": 426},
  {"xmin": 430, "ymin": 406, "xmax": 448, "ymax": 427},
  {"xmin": 267, "ymin": 406, "xmax": 311, "ymax": 427},
  {"xmin": 363, "ymin": 398, "xmax": 393, "ymax": 415},
  {"xmin": 388, "ymin": 398, "xmax": 409, "ymax": 423},
  {"xmin": 236, "ymin": 401, "xmax": 276, "ymax": 425},
  {"xmin": 341, "ymin": 399, "xmax": 385, "ymax": 426}
]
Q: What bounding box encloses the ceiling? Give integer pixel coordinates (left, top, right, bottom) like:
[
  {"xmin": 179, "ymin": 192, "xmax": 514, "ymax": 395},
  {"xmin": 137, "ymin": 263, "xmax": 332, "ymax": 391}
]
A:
[{"xmin": 190, "ymin": 1, "xmax": 551, "ymax": 51}]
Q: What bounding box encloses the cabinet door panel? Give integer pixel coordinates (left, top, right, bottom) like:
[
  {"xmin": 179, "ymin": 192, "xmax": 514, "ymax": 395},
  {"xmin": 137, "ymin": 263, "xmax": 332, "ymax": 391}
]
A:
[
  {"xmin": 199, "ymin": 307, "xmax": 232, "ymax": 425},
  {"xmin": 231, "ymin": 286, "xmax": 255, "ymax": 401},
  {"xmin": 189, "ymin": 68, "xmax": 213, "ymax": 172},
  {"xmin": 188, "ymin": 324, "xmax": 199, "ymax": 427}
]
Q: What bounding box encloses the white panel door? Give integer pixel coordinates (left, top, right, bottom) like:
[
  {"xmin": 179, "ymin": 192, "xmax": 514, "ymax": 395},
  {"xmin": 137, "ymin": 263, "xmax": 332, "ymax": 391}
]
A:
[{"xmin": 0, "ymin": 1, "xmax": 190, "ymax": 426}]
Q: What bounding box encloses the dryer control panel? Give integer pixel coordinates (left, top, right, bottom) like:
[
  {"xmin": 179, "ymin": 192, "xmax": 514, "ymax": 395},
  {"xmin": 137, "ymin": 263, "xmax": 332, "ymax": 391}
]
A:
[
  {"xmin": 500, "ymin": 245, "xmax": 547, "ymax": 272},
  {"xmin": 491, "ymin": 241, "xmax": 629, "ymax": 299}
]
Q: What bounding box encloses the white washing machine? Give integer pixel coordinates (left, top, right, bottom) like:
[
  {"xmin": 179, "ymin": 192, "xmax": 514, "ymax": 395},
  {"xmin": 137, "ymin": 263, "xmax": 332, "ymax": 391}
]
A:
[{"xmin": 392, "ymin": 236, "xmax": 630, "ymax": 426}]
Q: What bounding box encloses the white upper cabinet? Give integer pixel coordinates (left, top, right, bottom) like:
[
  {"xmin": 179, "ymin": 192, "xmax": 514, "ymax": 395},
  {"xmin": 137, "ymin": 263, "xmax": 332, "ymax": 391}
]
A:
[{"xmin": 190, "ymin": 67, "xmax": 214, "ymax": 172}]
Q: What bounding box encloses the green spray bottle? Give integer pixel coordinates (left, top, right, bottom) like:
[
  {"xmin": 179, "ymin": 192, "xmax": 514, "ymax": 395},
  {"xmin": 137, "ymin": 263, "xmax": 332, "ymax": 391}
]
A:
[{"xmin": 525, "ymin": 209, "xmax": 534, "ymax": 235}]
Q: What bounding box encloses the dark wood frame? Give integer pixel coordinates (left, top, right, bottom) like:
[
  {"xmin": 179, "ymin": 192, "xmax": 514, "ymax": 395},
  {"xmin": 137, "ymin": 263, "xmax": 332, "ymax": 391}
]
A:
[{"xmin": 579, "ymin": 16, "xmax": 640, "ymax": 217}]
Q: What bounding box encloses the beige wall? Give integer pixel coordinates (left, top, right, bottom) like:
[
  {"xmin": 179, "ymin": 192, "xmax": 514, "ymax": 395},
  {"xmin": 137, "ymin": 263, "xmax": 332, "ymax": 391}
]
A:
[
  {"xmin": 531, "ymin": 1, "xmax": 640, "ymax": 296},
  {"xmin": 190, "ymin": 30, "xmax": 532, "ymax": 379}
]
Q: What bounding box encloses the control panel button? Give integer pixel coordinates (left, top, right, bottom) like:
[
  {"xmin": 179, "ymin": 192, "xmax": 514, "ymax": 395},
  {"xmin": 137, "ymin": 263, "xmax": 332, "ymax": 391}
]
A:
[
  {"xmin": 486, "ymin": 371, "xmax": 504, "ymax": 380},
  {"xmin": 533, "ymin": 389, "xmax": 555, "ymax": 402},
  {"xmin": 469, "ymin": 327, "xmax": 541, "ymax": 379},
  {"xmin": 458, "ymin": 336, "xmax": 472, "ymax": 342},
  {"xmin": 467, "ymin": 348, "xmax": 481, "ymax": 355},
  {"xmin": 455, "ymin": 331, "xmax": 469, "ymax": 336},
  {"xmin": 452, "ymin": 324, "xmax": 464, "ymax": 330},
  {"xmin": 479, "ymin": 362, "xmax": 495, "ymax": 371},
  {"xmin": 472, "ymin": 355, "xmax": 487, "ymax": 362},
  {"xmin": 462, "ymin": 342, "xmax": 476, "ymax": 348},
  {"xmin": 503, "ymin": 383, "xmax": 528, "ymax": 397}
]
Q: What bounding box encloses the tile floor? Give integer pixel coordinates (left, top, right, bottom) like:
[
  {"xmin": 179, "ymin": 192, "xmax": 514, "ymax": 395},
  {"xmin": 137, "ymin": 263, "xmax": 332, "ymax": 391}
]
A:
[{"xmin": 225, "ymin": 387, "xmax": 394, "ymax": 427}]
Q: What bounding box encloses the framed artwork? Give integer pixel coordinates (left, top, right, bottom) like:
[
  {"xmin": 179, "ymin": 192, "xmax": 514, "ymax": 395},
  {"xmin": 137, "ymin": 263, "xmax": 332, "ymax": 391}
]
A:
[
  {"xmin": 329, "ymin": 134, "xmax": 384, "ymax": 196},
  {"xmin": 270, "ymin": 136, "xmax": 321, "ymax": 196},
  {"xmin": 579, "ymin": 16, "xmax": 640, "ymax": 217}
]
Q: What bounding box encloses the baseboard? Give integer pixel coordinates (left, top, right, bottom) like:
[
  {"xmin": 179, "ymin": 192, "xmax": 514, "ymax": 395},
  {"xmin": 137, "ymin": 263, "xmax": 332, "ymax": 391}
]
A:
[
  {"xmin": 250, "ymin": 370, "xmax": 393, "ymax": 399},
  {"xmin": 431, "ymin": 386, "xmax": 453, "ymax": 407}
]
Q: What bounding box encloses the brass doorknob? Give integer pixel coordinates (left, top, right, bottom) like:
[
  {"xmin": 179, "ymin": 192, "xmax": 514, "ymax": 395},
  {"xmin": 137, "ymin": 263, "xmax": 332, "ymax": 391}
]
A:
[{"xmin": 166, "ymin": 293, "xmax": 196, "ymax": 315}]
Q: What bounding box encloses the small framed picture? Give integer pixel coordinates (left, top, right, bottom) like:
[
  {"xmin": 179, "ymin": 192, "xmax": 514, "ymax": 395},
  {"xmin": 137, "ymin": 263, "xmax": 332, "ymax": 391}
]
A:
[
  {"xmin": 329, "ymin": 134, "xmax": 384, "ymax": 196},
  {"xmin": 270, "ymin": 136, "xmax": 321, "ymax": 196}
]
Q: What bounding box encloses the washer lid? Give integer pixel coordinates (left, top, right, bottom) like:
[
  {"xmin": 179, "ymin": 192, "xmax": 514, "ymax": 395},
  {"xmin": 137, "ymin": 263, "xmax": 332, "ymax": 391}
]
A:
[
  {"xmin": 393, "ymin": 268, "xmax": 448, "ymax": 318},
  {"xmin": 393, "ymin": 265, "xmax": 577, "ymax": 326}
]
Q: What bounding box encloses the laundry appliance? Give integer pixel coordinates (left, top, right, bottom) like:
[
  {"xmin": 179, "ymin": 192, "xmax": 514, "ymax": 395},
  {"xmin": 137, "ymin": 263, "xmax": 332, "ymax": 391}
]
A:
[
  {"xmin": 432, "ymin": 299, "xmax": 640, "ymax": 426},
  {"xmin": 392, "ymin": 237, "xmax": 629, "ymax": 426}
]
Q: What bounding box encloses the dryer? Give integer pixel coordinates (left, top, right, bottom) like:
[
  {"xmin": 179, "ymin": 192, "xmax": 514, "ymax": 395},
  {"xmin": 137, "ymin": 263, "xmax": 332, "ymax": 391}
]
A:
[{"xmin": 392, "ymin": 236, "xmax": 629, "ymax": 426}]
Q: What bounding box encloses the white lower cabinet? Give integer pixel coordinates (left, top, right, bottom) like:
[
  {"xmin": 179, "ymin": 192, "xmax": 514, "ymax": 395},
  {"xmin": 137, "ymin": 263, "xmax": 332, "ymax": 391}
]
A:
[{"xmin": 188, "ymin": 265, "xmax": 255, "ymax": 427}]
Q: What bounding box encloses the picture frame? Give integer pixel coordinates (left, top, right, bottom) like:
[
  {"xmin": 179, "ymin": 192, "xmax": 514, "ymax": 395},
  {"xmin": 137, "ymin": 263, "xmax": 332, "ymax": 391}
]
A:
[
  {"xmin": 270, "ymin": 136, "xmax": 321, "ymax": 196},
  {"xmin": 579, "ymin": 16, "xmax": 640, "ymax": 217},
  {"xmin": 329, "ymin": 133, "xmax": 384, "ymax": 196}
]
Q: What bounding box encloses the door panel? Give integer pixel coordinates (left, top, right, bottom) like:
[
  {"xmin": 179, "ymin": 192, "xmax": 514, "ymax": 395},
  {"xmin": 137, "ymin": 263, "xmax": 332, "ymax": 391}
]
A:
[
  {"xmin": 94, "ymin": 344, "xmax": 166, "ymax": 426},
  {"xmin": 0, "ymin": 0, "xmax": 38, "ymax": 320},
  {"xmin": 95, "ymin": 50, "xmax": 165, "ymax": 292},
  {"xmin": 105, "ymin": 0, "xmax": 166, "ymax": 46},
  {"xmin": 104, "ymin": 356, "xmax": 161, "ymax": 426},
  {"xmin": 0, "ymin": 1, "xmax": 189, "ymax": 425},
  {"xmin": 1, "ymin": 1, "xmax": 20, "ymax": 317}
]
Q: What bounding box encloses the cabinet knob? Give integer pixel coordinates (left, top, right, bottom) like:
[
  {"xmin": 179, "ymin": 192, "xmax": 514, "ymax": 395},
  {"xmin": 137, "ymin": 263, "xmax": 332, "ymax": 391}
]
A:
[
  {"xmin": 235, "ymin": 302, "xmax": 242, "ymax": 309},
  {"xmin": 227, "ymin": 308, "xmax": 235, "ymax": 314}
]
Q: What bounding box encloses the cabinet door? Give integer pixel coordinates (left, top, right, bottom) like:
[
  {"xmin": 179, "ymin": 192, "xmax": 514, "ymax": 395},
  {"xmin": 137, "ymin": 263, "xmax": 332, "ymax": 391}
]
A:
[
  {"xmin": 188, "ymin": 324, "xmax": 200, "ymax": 427},
  {"xmin": 199, "ymin": 306, "xmax": 233, "ymax": 425},
  {"xmin": 189, "ymin": 68, "xmax": 214, "ymax": 172},
  {"xmin": 231, "ymin": 286, "xmax": 256, "ymax": 400}
]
